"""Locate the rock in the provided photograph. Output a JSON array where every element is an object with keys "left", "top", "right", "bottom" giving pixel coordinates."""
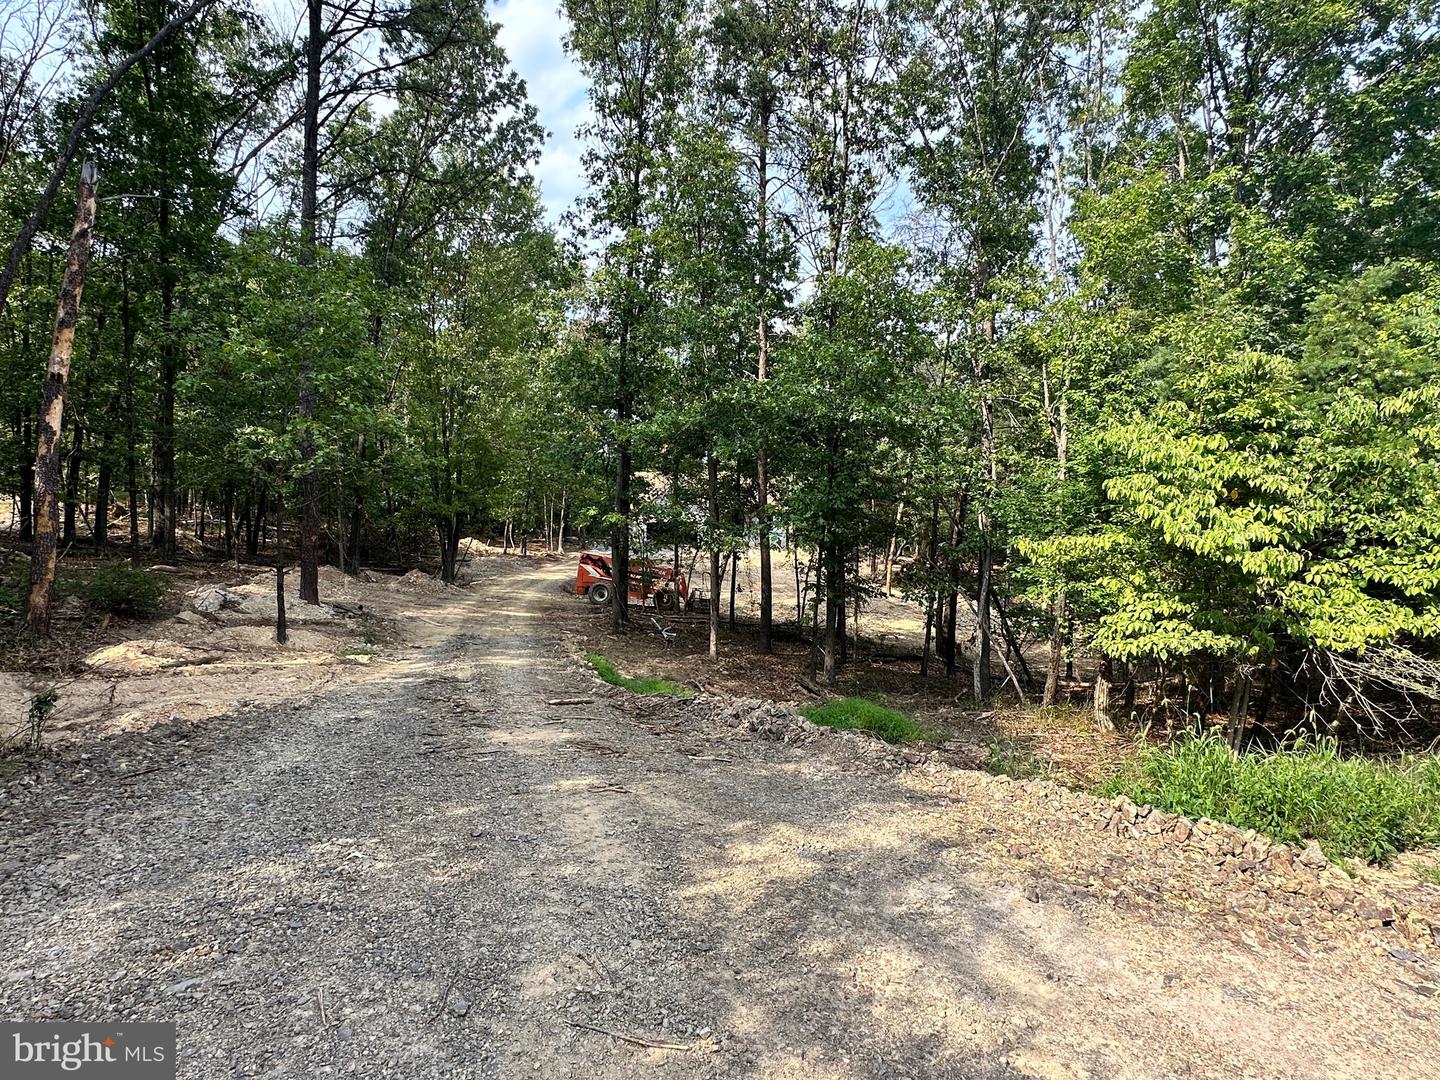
[
  {"left": 1171, "top": 819, "right": 1192, "bottom": 842},
  {"left": 336, "top": 1026, "right": 353, "bottom": 1042},
  {"left": 148, "top": 564, "right": 182, "bottom": 574},
  {"left": 447, "top": 993, "right": 471, "bottom": 1017},
  {"left": 1299, "top": 841, "right": 1327, "bottom": 869},
  {"left": 192, "top": 586, "right": 243, "bottom": 613},
  {"left": 166, "top": 977, "right": 204, "bottom": 994}
]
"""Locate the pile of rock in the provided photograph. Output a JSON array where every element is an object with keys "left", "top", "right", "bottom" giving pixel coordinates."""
[
  {"left": 700, "top": 695, "right": 811, "bottom": 742},
  {"left": 187, "top": 581, "right": 338, "bottom": 624},
  {"left": 1093, "top": 791, "right": 1437, "bottom": 944}
]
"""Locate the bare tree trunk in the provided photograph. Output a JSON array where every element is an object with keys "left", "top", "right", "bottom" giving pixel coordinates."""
[{"left": 25, "top": 163, "right": 98, "bottom": 638}]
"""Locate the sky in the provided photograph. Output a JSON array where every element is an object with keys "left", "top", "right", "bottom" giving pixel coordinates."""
[{"left": 490, "top": 0, "right": 592, "bottom": 223}]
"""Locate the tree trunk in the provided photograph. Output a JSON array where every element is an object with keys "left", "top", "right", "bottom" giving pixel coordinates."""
[
  {"left": 707, "top": 452, "right": 720, "bottom": 660},
  {"left": 438, "top": 512, "right": 465, "bottom": 584},
  {"left": 1227, "top": 670, "right": 1252, "bottom": 750},
  {"left": 755, "top": 118, "right": 773, "bottom": 654},
  {"left": 611, "top": 439, "right": 631, "bottom": 629},
  {"left": 883, "top": 499, "right": 904, "bottom": 596},
  {"left": 223, "top": 485, "right": 234, "bottom": 558},
  {"left": 1094, "top": 659, "right": 1115, "bottom": 731},
  {"left": 1042, "top": 590, "right": 1066, "bottom": 707},
  {"left": 340, "top": 432, "right": 366, "bottom": 573},
  {"left": 62, "top": 420, "right": 84, "bottom": 545},
  {"left": 25, "top": 163, "right": 98, "bottom": 638},
  {"left": 93, "top": 388, "right": 119, "bottom": 549},
  {"left": 18, "top": 411, "right": 33, "bottom": 539},
  {"left": 728, "top": 550, "right": 739, "bottom": 632},
  {"left": 821, "top": 544, "right": 840, "bottom": 686},
  {"left": 274, "top": 488, "right": 287, "bottom": 645},
  {"left": 296, "top": 0, "right": 324, "bottom": 605},
  {"left": 973, "top": 541, "right": 994, "bottom": 702}
]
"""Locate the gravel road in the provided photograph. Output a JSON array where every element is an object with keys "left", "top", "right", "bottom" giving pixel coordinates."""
[{"left": 1, "top": 560, "right": 1435, "bottom": 1079}]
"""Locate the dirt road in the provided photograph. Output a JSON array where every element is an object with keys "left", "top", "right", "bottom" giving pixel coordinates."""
[{"left": 1, "top": 560, "right": 1435, "bottom": 1078}]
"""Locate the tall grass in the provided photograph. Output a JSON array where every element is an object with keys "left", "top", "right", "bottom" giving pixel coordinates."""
[
  {"left": 1103, "top": 734, "right": 1440, "bottom": 863},
  {"left": 585, "top": 653, "right": 693, "bottom": 697},
  {"left": 800, "top": 697, "right": 927, "bottom": 744}
]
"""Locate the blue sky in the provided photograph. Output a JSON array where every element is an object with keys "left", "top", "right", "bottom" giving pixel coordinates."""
[{"left": 491, "top": 0, "right": 592, "bottom": 223}]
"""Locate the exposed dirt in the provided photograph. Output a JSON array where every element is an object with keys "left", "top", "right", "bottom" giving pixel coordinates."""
[
  {"left": 557, "top": 563, "right": 1128, "bottom": 788},
  {"left": 0, "top": 556, "right": 1436, "bottom": 1078}
]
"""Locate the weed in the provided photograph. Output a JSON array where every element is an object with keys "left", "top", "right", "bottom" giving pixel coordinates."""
[
  {"left": 800, "top": 696, "right": 927, "bottom": 744},
  {"left": 1102, "top": 733, "right": 1440, "bottom": 863},
  {"left": 985, "top": 739, "right": 1051, "bottom": 780},
  {"left": 22, "top": 688, "right": 58, "bottom": 753},
  {"left": 1416, "top": 865, "right": 1440, "bottom": 887},
  {"left": 585, "top": 653, "right": 694, "bottom": 697},
  {"left": 57, "top": 564, "right": 167, "bottom": 617}
]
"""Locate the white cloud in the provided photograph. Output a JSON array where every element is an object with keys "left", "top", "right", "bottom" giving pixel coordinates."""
[{"left": 492, "top": 0, "right": 593, "bottom": 223}]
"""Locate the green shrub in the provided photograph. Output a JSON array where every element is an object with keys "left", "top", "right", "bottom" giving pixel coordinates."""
[
  {"left": 585, "top": 653, "right": 694, "bottom": 697},
  {"left": 799, "top": 696, "right": 927, "bottom": 744},
  {"left": 1102, "top": 734, "right": 1440, "bottom": 863},
  {"left": 58, "top": 565, "right": 168, "bottom": 617}
]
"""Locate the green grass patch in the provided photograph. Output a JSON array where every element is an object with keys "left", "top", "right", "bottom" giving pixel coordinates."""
[
  {"left": 1416, "top": 865, "right": 1440, "bottom": 887},
  {"left": 799, "top": 696, "right": 927, "bottom": 744},
  {"left": 1102, "top": 733, "right": 1440, "bottom": 864},
  {"left": 585, "top": 653, "right": 694, "bottom": 697}
]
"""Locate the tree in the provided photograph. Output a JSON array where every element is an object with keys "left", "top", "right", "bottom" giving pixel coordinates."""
[
  {"left": 25, "top": 162, "right": 98, "bottom": 637},
  {"left": 564, "top": 0, "right": 694, "bottom": 629}
]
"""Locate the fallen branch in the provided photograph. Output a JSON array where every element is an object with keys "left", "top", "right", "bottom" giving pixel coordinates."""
[
  {"left": 154, "top": 654, "right": 226, "bottom": 671},
  {"left": 565, "top": 1020, "right": 716, "bottom": 1053},
  {"left": 547, "top": 697, "right": 594, "bottom": 706},
  {"left": 116, "top": 764, "right": 166, "bottom": 782}
]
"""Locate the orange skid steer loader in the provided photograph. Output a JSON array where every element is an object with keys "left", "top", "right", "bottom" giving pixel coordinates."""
[{"left": 574, "top": 551, "right": 688, "bottom": 611}]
